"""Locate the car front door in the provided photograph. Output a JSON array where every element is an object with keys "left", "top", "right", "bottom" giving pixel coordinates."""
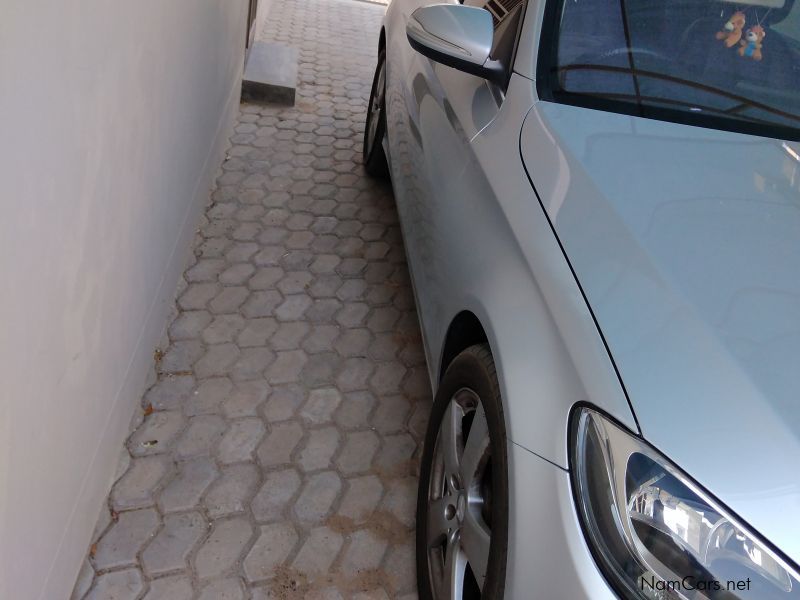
[{"left": 384, "top": 0, "right": 527, "bottom": 367}]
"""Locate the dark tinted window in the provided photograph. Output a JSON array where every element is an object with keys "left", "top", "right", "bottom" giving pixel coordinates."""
[{"left": 539, "top": 0, "right": 800, "bottom": 139}]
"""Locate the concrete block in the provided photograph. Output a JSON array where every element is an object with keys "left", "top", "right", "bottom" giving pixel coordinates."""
[{"left": 242, "top": 42, "right": 298, "bottom": 105}]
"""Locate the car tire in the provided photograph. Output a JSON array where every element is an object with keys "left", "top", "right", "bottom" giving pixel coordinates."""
[
  {"left": 416, "top": 344, "right": 509, "bottom": 600},
  {"left": 363, "top": 49, "right": 390, "bottom": 178}
]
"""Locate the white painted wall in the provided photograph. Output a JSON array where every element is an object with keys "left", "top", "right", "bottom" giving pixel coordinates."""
[{"left": 0, "top": 1, "right": 248, "bottom": 597}]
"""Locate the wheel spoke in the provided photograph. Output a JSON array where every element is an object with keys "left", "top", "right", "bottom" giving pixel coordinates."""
[
  {"left": 441, "top": 402, "right": 462, "bottom": 478},
  {"left": 444, "top": 532, "right": 467, "bottom": 599},
  {"left": 460, "top": 402, "right": 489, "bottom": 485},
  {"left": 461, "top": 509, "right": 491, "bottom": 591},
  {"left": 427, "top": 496, "right": 451, "bottom": 548}
]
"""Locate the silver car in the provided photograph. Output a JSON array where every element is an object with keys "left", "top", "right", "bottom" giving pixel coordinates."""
[{"left": 363, "top": 0, "right": 800, "bottom": 597}]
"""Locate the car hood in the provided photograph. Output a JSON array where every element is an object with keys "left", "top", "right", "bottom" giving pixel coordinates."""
[{"left": 521, "top": 102, "right": 800, "bottom": 565}]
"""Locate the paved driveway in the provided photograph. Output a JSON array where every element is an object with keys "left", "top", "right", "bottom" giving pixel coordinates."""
[{"left": 73, "top": 1, "right": 430, "bottom": 598}]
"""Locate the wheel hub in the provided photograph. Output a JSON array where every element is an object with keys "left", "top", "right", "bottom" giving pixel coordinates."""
[{"left": 443, "top": 490, "right": 467, "bottom": 527}]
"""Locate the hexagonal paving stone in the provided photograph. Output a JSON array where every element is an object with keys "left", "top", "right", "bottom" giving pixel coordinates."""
[
  {"left": 141, "top": 511, "right": 206, "bottom": 576},
  {"left": 179, "top": 283, "right": 220, "bottom": 311},
  {"left": 300, "top": 388, "right": 341, "bottom": 424},
  {"left": 224, "top": 380, "right": 270, "bottom": 418},
  {"left": 296, "top": 427, "right": 340, "bottom": 472},
  {"left": 271, "top": 321, "right": 311, "bottom": 351},
  {"left": 335, "top": 357, "right": 374, "bottom": 392},
  {"left": 299, "top": 352, "right": 341, "bottom": 386},
  {"left": 275, "top": 294, "right": 313, "bottom": 321},
  {"left": 306, "top": 301, "right": 342, "bottom": 328},
  {"left": 127, "top": 411, "right": 185, "bottom": 456},
  {"left": 335, "top": 391, "right": 377, "bottom": 430},
  {"left": 142, "top": 574, "right": 193, "bottom": 600},
  {"left": 265, "top": 350, "right": 307, "bottom": 384},
  {"left": 371, "top": 395, "right": 411, "bottom": 435},
  {"left": 198, "top": 578, "right": 246, "bottom": 600},
  {"left": 160, "top": 340, "right": 204, "bottom": 374},
  {"left": 185, "top": 377, "right": 233, "bottom": 416},
  {"left": 203, "top": 314, "right": 246, "bottom": 344},
  {"left": 302, "top": 324, "right": 340, "bottom": 354},
  {"left": 384, "top": 540, "right": 416, "bottom": 595},
  {"left": 261, "top": 384, "right": 305, "bottom": 423},
  {"left": 194, "top": 344, "right": 240, "bottom": 379},
  {"left": 144, "top": 374, "right": 195, "bottom": 411},
  {"left": 175, "top": 415, "right": 226, "bottom": 459},
  {"left": 277, "top": 271, "right": 313, "bottom": 295},
  {"left": 369, "top": 361, "right": 407, "bottom": 395},
  {"left": 337, "top": 476, "right": 384, "bottom": 524},
  {"left": 333, "top": 328, "right": 371, "bottom": 357},
  {"left": 237, "top": 317, "right": 279, "bottom": 347},
  {"left": 248, "top": 267, "right": 284, "bottom": 291},
  {"left": 219, "top": 263, "right": 256, "bottom": 286},
  {"left": 169, "top": 310, "right": 213, "bottom": 341},
  {"left": 339, "top": 530, "right": 388, "bottom": 578},
  {"left": 335, "top": 430, "right": 379, "bottom": 475},
  {"left": 111, "top": 455, "right": 171, "bottom": 510},
  {"left": 380, "top": 477, "right": 417, "bottom": 529},
  {"left": 209, "top": 287, "right": 249, "bottom": 314},
  {"left": 217, "top": 418, "right": 265, "bottom": 463},
  {"left": 251, "top": 468, "right": 301, "bottom": 522},
  {"left": 292, "top": 526, "right": 344, "bottom": 575},
  {"left": 230, "top": 346, "right": 275, "bottom": 381},
  {"left": 242, "top": 290, "right": 282, "bottom": 318},
  {"left": 193, "top": 517, "right": 254, "bottom": 580},
  {"left": 85, "top": 569, "right": 144, "bottom": 600},
  {"left": 294, "top": 471, "right": 342, "bottom": 524},
  {"left": 158, "top": 457, "right": 218, "bottom": 513},
  {"left": 205, "top": 463, "right": 260, "bottom": 518},
  {"left": 93, "top": 508, "right": 159, "bottom": 571},
  {"left": 374, "top": 433, "right": 417, "bottom": 476},
  {"left": 243, "top": 523, "right": 299, "bottom": 582}
]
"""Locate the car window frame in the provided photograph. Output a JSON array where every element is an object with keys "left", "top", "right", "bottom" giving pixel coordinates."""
[
  {"left": 534, "top": 0, "right": 800, "bottom": 142},
  {"left": 465, "top": 0, "right": 531, "bottom": 92},
  {"left": 505, "top": 0, "right": 531, "bottom": 89}
]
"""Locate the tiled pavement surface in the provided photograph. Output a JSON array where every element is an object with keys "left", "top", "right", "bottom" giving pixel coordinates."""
[{"left": 72, "top": 0, "right": 432, "bottom": 597}]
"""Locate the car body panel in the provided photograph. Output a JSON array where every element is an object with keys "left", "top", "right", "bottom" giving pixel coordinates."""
[
  {"left": 506, "top": 441, "right": 615, "bottom": 598},
  {"left": 383, "top": 0, "right": 637, "bottom": 466},
  {"left": 521, "top": 101, "right": 800, "bottom": 565}
]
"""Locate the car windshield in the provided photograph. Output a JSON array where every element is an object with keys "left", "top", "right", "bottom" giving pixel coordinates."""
[{"left": 540, "top": 0, "right": 800, "bottom": 139}]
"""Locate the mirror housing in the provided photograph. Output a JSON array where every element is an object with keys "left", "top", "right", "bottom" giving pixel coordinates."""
[{"left": 406, "top": 4, "right": 505, "bottom": 83}]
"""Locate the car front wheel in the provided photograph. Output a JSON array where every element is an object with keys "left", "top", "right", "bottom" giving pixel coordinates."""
[
  {"left": 363, "top": 49, "right": 390, "bottom": 178},
  {"left": 416, "top": 344, "right": 509, "bottom": 600}
]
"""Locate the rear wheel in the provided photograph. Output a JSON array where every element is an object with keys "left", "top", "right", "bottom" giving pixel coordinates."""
[
  {"left": 363, "top": 49, "right": 389, "bottom": 178},
  {"left": 416, "top": 345, "right": 509, "bottom": 600}
]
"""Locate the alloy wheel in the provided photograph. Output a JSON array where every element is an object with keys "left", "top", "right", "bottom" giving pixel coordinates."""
[{"left": 425, "top": 388, "right": 493, "bottom": 599}]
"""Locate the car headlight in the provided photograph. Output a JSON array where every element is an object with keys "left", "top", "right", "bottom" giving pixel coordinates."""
[{"left": 571, "top": 407, "right": 800, "bottom": 599}]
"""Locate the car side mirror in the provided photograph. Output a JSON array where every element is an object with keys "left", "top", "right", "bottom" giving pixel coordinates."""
[{"left": 406, "top": 4, "right": 504, "bottom": 83}]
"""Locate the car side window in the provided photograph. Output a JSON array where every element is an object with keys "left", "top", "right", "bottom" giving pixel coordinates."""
[{"left": 538, "top": 0, "right": 800, "bottom": 140}]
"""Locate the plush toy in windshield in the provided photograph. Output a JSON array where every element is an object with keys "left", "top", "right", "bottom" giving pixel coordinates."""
[
  {"left": 716, "top": 11, "right": 747, "bottom": 47},
  {"left": 739, "top": 25, "right": 766, "bottom": 60}
]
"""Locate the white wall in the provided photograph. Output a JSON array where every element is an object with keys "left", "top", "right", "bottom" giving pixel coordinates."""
[{"left": 0, "top": 1, "right": 248, "bottom": 597}]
